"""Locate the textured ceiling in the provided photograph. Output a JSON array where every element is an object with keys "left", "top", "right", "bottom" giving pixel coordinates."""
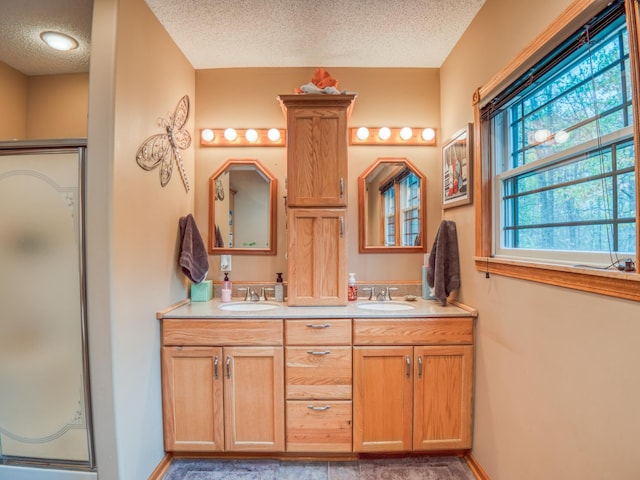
[
  {"left": 145, "top": 0, "right": 486, "bottom": 68},
  {"left": 0, "top": 0, "right": 92, "bottom": 76},
  {"left": 0, "top": 0, "right": 485, "bottom": 76}
]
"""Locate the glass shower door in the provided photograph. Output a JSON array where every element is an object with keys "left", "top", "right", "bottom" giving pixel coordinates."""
[{"left": 0, "top": 143, "right": 94, "bottom": 477}]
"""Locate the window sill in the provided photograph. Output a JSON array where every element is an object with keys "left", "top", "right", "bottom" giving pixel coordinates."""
[{"left": 474, "top": 256, "right": 640, "bottom": 302}]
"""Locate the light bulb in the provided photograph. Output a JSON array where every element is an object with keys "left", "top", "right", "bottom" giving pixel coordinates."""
[
  {"left": 534, "top": 129, "right": 551, "bottom": 143},
  {"left": 267, "top": 128, "right": 281, "bottom": 142},
  {"left": 201, "top": 129, "right": 215, "bottom": 142},
  {"left": 356, "top": 127, "right": 370, "bottom": 140},
  {"left": 421, "top": 128, "right": 435, "bottom": 141},
  {"left": 555, "top": 129, "right": 569, "bottom": 144},
  {"left": 378, "top": 127, "right": 391, "bottom": 141},
  {"left": 224, "top": 128, "right": 237, "bottom": 141},
  {"left": 400, "top": 127, "right": 413, "bottom": 140},
  {"left": 245, "top": 129, "right": 259, "bottom": 142}
]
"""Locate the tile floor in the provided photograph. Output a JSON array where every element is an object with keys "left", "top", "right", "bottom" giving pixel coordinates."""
[{"left": 162, "top": 456, "right": 477, "bottom": 480}]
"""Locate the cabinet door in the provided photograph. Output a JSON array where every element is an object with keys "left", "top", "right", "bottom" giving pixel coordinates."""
[
  {"left": 353, "top": 346, "right": 413, "bottom": 452},
  {"left": 287, "top": 208, "right": 346, "bottom": 306},
  {"left": 223, "top": 346, "right": 285, "bottom": 451},
  {"left": 286, "top": 106, "right": 348, "bottom": 207},
  {"left": 161, "top": 346, "right": 224, "bottom": 451},
  {"left": 413, "top": 345, "right": 473, "bottom": 450}
]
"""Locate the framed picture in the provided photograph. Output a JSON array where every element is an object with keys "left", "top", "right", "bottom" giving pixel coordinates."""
[{"left": 442, "top": 124, "right": 473, "bottom": 209}]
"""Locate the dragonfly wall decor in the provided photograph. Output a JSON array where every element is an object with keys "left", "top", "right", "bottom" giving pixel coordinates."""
[{"left": 136, "top": 95, "right": 192, "bottom": 192}]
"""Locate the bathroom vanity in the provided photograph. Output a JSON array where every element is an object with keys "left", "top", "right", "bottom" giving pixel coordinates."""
[{"left": 158, "top": 299, "right": 476, "bottom": 456}]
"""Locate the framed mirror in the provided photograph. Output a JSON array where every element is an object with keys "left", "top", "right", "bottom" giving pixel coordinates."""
[
  {"left": 358, "top": 157, "right": 426, "bottom": 253},
  {"left": 208, "top": 158, "right": 277, "bottom": 255}
]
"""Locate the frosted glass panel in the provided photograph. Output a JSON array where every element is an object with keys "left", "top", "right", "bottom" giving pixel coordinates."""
[{"left": 0, "top": 148, "right": 91, "bottom": 467}]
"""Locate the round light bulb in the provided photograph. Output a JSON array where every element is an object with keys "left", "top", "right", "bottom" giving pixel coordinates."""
[
  {"left": 378, "top": 127, "right": 391, "bottom": 141},
  {"left": 224, "top": 128, "right": 237, "bottom": 141},
  {"left": 40, "top": 31, "right": 79, "bottom": 51},
  {"left": 356, "top": 127, "right": 370, "bottom": 140},
  {"left": 245, "top": 129, "right": 259, "bottom": 142},
  {"left": 555, "top": 129, "right": 569, "bottom": 144},
  {"left": 201, "top": 129, "right": 215, "bottom": 142},
  {"left": 267, "top": 128, "right": 281, "bottom": 142},
  {"left": 534, "top": 129, "right": 551, "bottom": 143},
  {"left": 421, "top": 128, "right": 435, "bottom": 141},
  {"left": 399, "top": 127, "right": 413, "bottom": 140}
]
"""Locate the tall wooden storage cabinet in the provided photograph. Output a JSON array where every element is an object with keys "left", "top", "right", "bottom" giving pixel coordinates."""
[{"left": 278, "top": 94, "right": 356, "bottom": 306}]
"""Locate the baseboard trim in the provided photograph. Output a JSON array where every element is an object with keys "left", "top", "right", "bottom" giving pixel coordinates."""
[
  {"left": 465, "top": 453, "right": 491, "bottom": 480},
  {"left": 147, "top": 453, "right": 173, "bottom": 480}
]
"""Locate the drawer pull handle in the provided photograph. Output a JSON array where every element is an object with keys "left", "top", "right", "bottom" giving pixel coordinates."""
[
  {"left": 339, "top": 177, "right": 345, "bottom": 197},
  {"left": 307, "top": 350, "right": 331, "bottom": 356},
  {"left": 307, "top": 405, "right": 331, "bottom": 411},
  {"left": 305, "top": 323, "right": 331, "bottom": 329},
  {"left": 226, "top": 355, "right": 231, "bottom": 379},
  {"left": 406, "top": 355, "right": 411, "bottom": 378},
  {"left": 417, "top": 355, "right": 423, "bottom": 378},
  {"left": 214, "top": 355, "right": 219, "bottom": 380}
]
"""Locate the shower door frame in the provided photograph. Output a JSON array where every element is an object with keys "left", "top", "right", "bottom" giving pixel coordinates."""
[{"left": 0, "top": 139, "right": 95, "bottom": 473}]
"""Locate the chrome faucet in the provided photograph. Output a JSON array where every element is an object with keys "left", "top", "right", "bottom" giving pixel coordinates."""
[
  {"left": 240, "top": 287, "right": 274, "bottom": 301},
  {"left": 366, "top": 286, "right": 398, "bottom": 301}
]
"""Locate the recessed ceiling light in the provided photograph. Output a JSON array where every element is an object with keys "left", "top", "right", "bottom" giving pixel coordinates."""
[{"left": 40, "top": 31, "right": 79, "bottom": 51}]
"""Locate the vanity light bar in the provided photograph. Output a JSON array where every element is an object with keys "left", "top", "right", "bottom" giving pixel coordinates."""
[
  {"left": 200, "top": 128, "right": 287, "bottom": 147},
  {"left": 349, "top": 127, "right": 437, "bottom": 146}
]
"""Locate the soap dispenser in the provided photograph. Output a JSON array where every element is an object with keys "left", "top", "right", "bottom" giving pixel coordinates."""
[
  {"left": 348, "top": 272, "right": 358, "bottom": 301},
  {"left": 274, "top": 272, "right": 284, "bottom": 302},
  {"left": 221, "top": 272, "right": 232, "bottom": 302}
]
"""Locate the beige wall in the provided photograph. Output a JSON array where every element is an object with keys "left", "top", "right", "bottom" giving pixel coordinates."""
[
  {"left": 27, "top": 73, "right": 88, "bottom": 139},
  {"left": 87, "top": 0, "right": 195, "bottom": 477},
  {"left": 0, "top": 65, "right": 88, "bottom": 141},
  {"left": 441, "top": 0, "right": 640, "bottom": 479},
  {"left": 0, "top": 61, "right": 27, "bottom": 140},
  {"left": 195, "top": 67, "right": 441, "bottom": 283}
]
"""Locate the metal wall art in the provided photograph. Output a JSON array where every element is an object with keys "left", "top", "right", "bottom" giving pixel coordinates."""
[{"left": 136, "top": 95, "right": 192, "bottom": 192}]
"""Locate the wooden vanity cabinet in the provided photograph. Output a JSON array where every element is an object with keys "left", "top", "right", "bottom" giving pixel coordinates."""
[
  {"left": 287, "top": 209, "right": 346, "bottom": 306},
  {"left": 278, "top": 94, "right": 356, "bottom": 207},
  {"left": 161, "top": 319, "right": 284, "bottom": 452},
  {"left": 278, "top": 94, "right": 355, "bottom": 307},
  {"left": 353, "top": 318, "right": 473, "bottom": 452},
  {"left": 284, "top": 319, "right": 353, "bottom": 452}
]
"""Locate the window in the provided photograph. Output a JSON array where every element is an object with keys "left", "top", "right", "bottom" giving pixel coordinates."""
[
  {"left": 381, "top": 170, "right": 421, "bottom": 246},
  {"left": 474, "top": 0, "right": 640, "bottom": 300}
]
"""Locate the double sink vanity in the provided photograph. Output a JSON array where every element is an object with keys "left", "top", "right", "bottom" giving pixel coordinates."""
[{"left": 158, "top": 297, "right": 476, "bottom": 456}]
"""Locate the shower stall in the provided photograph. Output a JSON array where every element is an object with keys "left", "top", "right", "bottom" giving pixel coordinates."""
[{"left": 0, "top": 140, "right": 95, "bottom": 479}]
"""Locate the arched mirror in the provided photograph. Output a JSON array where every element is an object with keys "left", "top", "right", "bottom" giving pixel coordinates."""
[
  {"left": 208, "top": 158, "right": 277, "bottom": 255},
  {"left": 358, "top": 157, "right": 426, "bottom": 253}
]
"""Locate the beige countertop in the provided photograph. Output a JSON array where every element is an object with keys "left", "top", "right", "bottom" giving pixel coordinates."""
[{"left": 158, "top": 297, "right": 477, "bottom": 320}]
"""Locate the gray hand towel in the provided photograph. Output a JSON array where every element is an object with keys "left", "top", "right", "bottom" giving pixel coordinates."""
[
  {"left": 427, "top": 220, "right": 460, "bottom": 305},
  {"left": 178, "top": 214, "right": 209, "bottom": 283}
]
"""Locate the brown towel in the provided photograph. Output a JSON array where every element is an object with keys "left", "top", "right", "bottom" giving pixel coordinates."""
[
  {"left": 427, "top": 220, "right": 460, "bottom": 305},
  {"left": 178, "top": 214, "right": 209, "bottom": 283}
]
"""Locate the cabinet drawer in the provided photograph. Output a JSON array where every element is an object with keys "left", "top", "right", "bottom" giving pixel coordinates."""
[
  {"left": 285, "top": 346, "right": 352, "bottom": 400},
  {"left": 286, "top": 400, "right": 352, "bottom": 452},
  {"left": 162, "top": 319, "right": 283, "bottom": 346},
  {"left": 285, "top": 319, "right": 351, "bottom": 345},
  {"left": 353, "top": 318, "right": 473, "bottom": 345}
]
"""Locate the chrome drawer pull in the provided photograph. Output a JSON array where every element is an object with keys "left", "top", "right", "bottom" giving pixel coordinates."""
[
  {"left": 305, "top": 323, "right": 331, "bottom": 329},
  {"left": 418, "top": 355, "right": 423, "bottom": 378},
  {"left": 406, "top": 355, "right": 411, "bottom": 378},
  {"left": 307, "top": 350, "right": 331, "bottom": 356},
  {"left": 214, "top": 355, "right": 219, "bottom": 380},
  {"left": 307, "top": 405, "right": 331, "bottom": 411},
  {"left": 225, "top": 355, "right": 231, "bottom": 379}
]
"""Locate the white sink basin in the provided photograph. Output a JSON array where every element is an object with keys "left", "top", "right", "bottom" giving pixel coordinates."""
[
  {"left": 218, "top": 302, "right": 279, "bottom": 312},
  {"left": 356, "top": 301, "right": 416, "bottom": 311}
]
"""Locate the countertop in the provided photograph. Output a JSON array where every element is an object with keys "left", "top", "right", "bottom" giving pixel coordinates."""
[{"left": 158, "top": 297, "right": 477, "bottom": 320}]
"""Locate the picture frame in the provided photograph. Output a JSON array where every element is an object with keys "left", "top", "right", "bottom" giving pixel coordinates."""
[{"left": 442, "top": 123, "right": 473, "bottom": 209}]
